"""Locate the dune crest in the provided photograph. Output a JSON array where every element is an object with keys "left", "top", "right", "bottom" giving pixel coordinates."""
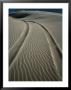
[{"left": 9, "top": 11, "right": 62, "bottom": 81}]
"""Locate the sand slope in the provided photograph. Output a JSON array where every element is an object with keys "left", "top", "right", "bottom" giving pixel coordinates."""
[{"left": 9, "top": 11, "right": 62, "bottom": 81}]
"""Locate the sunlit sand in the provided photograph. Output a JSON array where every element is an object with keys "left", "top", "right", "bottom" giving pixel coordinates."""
[{"left": 9, "top": 11, "right": 62, "bottom": 81}]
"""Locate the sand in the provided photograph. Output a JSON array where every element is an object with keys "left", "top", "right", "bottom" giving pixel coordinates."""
[{"left": 9, "top": 11, "right": 62, "bottom": 81}]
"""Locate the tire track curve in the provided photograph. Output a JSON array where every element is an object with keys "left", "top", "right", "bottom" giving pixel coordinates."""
[
  {"left": 27, "top": 21, "right": 62, "bottom": 79},
  {"left": 27, "top": 20, "right": 62, "bottom": 56},
  {"left": 9, "top": 19, "right": 62, "bottom": 81},
  {"left": 9, "top": 21, "right": 55, "bottom": 81},
  {"left": 9, "top": 21, "right": 29, "bottom": 66}
]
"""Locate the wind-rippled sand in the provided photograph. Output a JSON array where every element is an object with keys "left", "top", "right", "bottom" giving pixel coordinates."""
[{"left": 9, "top": 11, "right": 62, "bottom": 81}]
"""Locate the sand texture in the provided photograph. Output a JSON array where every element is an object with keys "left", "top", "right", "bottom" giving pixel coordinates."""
[{"left": 9, "top": 11, "right": 62, "bottom": 81}]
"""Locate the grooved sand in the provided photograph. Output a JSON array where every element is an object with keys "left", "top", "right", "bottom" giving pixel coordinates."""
[{"left": 9, "top": 11, "right": 62, "bottom": 81}]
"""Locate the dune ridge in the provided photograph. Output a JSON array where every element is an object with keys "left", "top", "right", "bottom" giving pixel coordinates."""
[
  {"left": 9, "top": 11, "right": 62, "bottom": 81},
  {"left": 9, "top": 17, "right": 29, "bottom": 66}
]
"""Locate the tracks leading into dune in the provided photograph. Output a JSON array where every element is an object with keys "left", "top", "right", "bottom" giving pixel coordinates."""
[
  {"left": 9, "top": 18, "right": 62, "bottom": 81},
  {"left": 27, "top": 21, "right": 62, "bottom": 56},
  {"left": 27, "top": 21, "right": 62, "bottom": 78},
  {"left": 9, "top": 21, "right": 29, "bottom": 66}
]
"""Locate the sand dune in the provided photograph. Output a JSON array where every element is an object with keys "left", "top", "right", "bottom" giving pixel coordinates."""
[{"left": 9, "top": 11, "right": 62, "bottom": 81}]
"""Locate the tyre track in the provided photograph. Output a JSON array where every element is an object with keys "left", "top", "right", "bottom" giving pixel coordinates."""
[
  {"left": 27, "top": 21, "right": 62, "bottom": 79},
  {"left": 27, "top": 21, "right": 62, "bottom": 56},
  {"left": 23, "top": 35, "right": 49, "bottom": 81},
  {"left": 9, "top": 22, "right": 53, "bottom": 81},
  {"left": 31, "top": 34, "right": 59, "bottom": 80},
  {"left": 26, "top": 23, "right": 53, "bottom": 80},
  {"left": 22, "top": 22, "right": 60, "bottom": 80},
  {"left": 28, "top": 37, "right": 53, "bottom": 80},
  {"left": 9, "top": 19, "right": 62, "bottom": 81},
  {"left": 9, "top": 21, "right": 29, "bottom": 67}
]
